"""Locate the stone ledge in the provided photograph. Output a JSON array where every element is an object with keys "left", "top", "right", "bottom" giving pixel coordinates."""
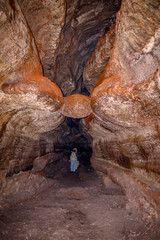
[{"left": 91, "top": 157, "right": 160, "bottom": 227}]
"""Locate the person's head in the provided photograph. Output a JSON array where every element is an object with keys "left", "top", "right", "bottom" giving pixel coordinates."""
[{"left": 73, "top": 148, "right": 77, "bottom": 152}]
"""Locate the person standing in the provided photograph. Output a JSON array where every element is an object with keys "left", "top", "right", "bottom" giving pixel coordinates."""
[{"left": 69, "top": 148, "right": 79, "bottom": 172}]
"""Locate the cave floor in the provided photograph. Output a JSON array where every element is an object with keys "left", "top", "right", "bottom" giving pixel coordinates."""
[{"left": 0, "top": 167, "right": 157, "bottom": 240}]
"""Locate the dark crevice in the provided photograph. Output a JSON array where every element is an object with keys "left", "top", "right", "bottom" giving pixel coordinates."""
[{"left": 54, "top": 0, "right": 121, "bottom": 96}]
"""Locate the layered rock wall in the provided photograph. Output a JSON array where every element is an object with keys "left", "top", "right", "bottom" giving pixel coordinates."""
[
  {"left": 89, "top": 0, "right": 160, "bottom": 178},
  {"left": 17, "top": 0, "right": 66, "bottom": 81},
  {"left": 86, "top": 0, "right": 160, "bottom": 222},
  {"left": 83, "top": 25, "right": 115, "bottom": 93},
  {"left": 0, "top": 0, "right": 97, "bottom": 175},
  {"left": 0, "top": 0, "right": 64, "bottom": 175}
]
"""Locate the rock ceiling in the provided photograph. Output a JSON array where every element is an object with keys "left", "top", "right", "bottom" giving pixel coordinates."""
[{"left": 0, "top": 0, "right": 160, "bottom": 224}]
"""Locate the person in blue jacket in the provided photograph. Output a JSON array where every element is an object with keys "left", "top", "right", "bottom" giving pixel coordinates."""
[{"left": 69, "top": 148, "right": 79, "bottom": 172}]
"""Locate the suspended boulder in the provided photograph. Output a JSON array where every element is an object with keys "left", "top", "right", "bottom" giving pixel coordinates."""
[{"left": 62, "top": 94, "right": 92, "bottom": 118}]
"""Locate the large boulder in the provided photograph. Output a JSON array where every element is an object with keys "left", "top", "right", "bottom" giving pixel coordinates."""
[{"left": 62, "top": 94, "right": 92, "bottom": 118}]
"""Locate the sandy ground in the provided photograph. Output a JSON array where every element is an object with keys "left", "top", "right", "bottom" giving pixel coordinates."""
[{"left": 0, "top": 167, "right": 159, "bottom": 240}]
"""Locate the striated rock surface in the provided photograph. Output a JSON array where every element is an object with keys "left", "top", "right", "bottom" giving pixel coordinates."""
[
  {"left": 106, "top": 165, "right": 160, "bottom": 227},
  {"left": 91, "top": 0, "right": 160, "bottom": 127},
  {"left": 100, "top": 0, "right": 160, "bottom": 83},
  {"left": 54, "top": 0, "right": 121, "bottom": 96},
  {"left": 90, "top": 0, "right": 160, "bottom": 173},
  {"left": 0, "top": 0, "right": 42, "bottom": 81},
  {"left": 0, "top": 0, "right": 64, "bottom": 175},
  {"left": 92, "top": 158, "right": 160, "bottom": 227},
  {"left": 88, "top": 0, "right": 160, "bottom": 222},
  {"left": 83, "top": 25, "right": 115, "bottom": 93},
  {"left": 0, "top": 0, "right": 120, "bottom": 178},
  {"left": 18, "top": 0, "right": 66, "bottom": 81}
]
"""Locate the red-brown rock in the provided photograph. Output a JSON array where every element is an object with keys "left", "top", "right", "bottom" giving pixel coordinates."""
[
  {"left": 18, "top": 0, "right": 66, "bottom": 81},
  {"left": 62, "top": 94, "right": 92, "bottom": 118},
  {"left": 83, "top": 25, "right": 115, "bottom": 93},
  {"left": 90, "top": 0, "right": 160, "bottom": 174},
  {"left": 1, "top": 74, "right": 64, "bottom": 112},
  {"left": 87, "top": 0, "right": 160, "bottom": 225},
  {"left": 91, "top": 158, "right": 160, "bottom": 226},
  {"left": 0, "top": 171, "right": 54, "bottom": 203},
  {"left": 0, "top": 0, "right": 64, "bottom": 174}
]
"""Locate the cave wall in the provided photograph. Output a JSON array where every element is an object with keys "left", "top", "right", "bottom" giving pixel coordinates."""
[
  {"left": 17, "top": 0, "right": 66, "bottom": 82},
  {"left": 85, "top": 0, "right": 160, "bottom": 222},
  {"left": 83, "top": 25, "right": 115, "bottom": 93},
  {"left": 0, "top": 0, "right": 64, "bottom": 175},
  {"left": 17, "top": 0, "right": 120, "bottom": 96},
  {"left": 89, "top": 0, "right": 160, "bottom": 179}
]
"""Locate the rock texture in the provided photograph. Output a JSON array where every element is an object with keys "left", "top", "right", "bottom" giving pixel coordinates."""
[
  {"left": 0, "top": 171, "right": 54, "bottom": 203},
  {"left": 54, "top": 0, "right": 121, "bottom": 96},
  {"left": 0, "top": 0, "right": 42, "bottom": 81},
  {"left": 2, "top": 170, "right": 158, "bottom": 240},
  {"left": 62, "top": 94, "right": 92, "bottom": 118},
  {"left": 88, "top": 0, "right": 160, "bottom": 222},
  {"left": 18, "top": 0, "right": 66, "bottom": 81},
  {"left": 83, "top": 25, "right": 115, "bottom": 93},
  {"left": 90, "top": 0, "right": 160, "bottom": 173},
  {"left": 0, "top": 0, "right": 64, "bottom": 175}
]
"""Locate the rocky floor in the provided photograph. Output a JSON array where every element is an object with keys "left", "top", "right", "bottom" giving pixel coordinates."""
[{"left": 0, "top": 166, "right": 159, "bottom": 240}]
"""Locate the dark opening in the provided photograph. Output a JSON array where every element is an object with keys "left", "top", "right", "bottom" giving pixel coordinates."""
[{"left": 42, "top": 117, "right": 93, "bottom": 178}]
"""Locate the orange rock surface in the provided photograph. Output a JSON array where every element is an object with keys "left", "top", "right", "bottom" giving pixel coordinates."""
[{"left": 62, "top": 94, "right": 92, "bottom": 118}]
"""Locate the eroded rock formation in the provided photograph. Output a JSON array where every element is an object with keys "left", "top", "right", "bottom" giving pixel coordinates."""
[
  {"left": 0, "top": 0, "right": 160, "bottom": 230},
  {"left": 54, "top": 0, "right": 120, "bottom": 95},
  {"left": 17, "top": 0, "right": 66, "bottom": 81},
  {"left": 0, "top": 0, "right": 64, "bottom": 175},
  {"left": 90, "top": 0, "right": 160, "bottom": 176},
  {"left": 87, "top": 0, "right": 160, "bottom": 223},
  {"left": 83, "top": 25, "right": 115, "bottom": 93},
  {"left": 62, "top": 94, "right": 92, "bottom": 118}
]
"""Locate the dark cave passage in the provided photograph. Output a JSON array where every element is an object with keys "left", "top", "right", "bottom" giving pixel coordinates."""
[
  {"left": 64, "top": 117, "right": 92, "bottom": 168},
  {"left": 41, "top": 117, "right": 93, "bottom": 178}
]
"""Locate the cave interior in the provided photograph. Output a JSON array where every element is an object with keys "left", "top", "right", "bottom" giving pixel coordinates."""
[{"left": 0, "top": 0, "right": 160, "bottom": 239}]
